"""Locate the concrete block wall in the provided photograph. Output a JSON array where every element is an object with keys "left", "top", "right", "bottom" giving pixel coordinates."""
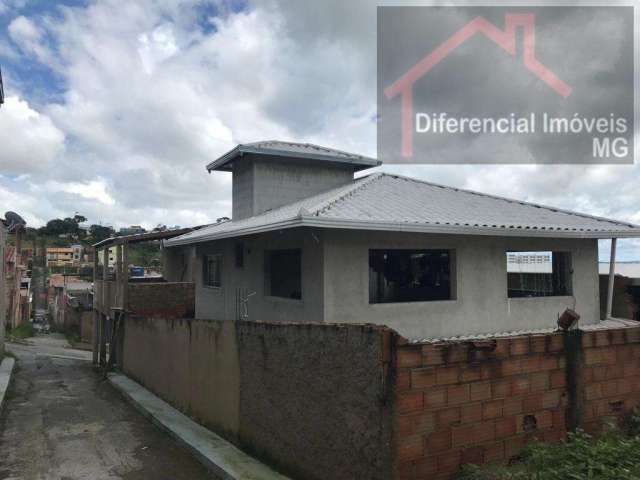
[{"left": 127, "top": 282, "right": 195, "bottom": 318}]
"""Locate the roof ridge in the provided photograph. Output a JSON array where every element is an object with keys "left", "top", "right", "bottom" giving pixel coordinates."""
[
  {"left": 378, "top": 172, "right": 640, "bottom": 229},
  {"left": 307, "top": 172, "right": 385, "bottom": 216}
]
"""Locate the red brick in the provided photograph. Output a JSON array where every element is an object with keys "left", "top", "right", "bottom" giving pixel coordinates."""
[
  {"left": 398, "top": 347, "right": 422, "bottom": 368},
  {"left": 505, "top": 435, "right": 527, "bottom": 459},
  {"left": 582, "top": 332, "right": 596, "bottom": 349},
  {"left": 396, "top": 371, "right": 411, "bottom": 391},
  {"left": 611, "top": 329, "right": 627, "bottom": 345},
  {"left": 543, "top": 429, "right": 565, "bottom": 443},
  {"left": 521, "top": 357, "right": 542, "bottom": 374},
  {"left": 424, "top": 387, "right": 447, "bottom": 409},
  {"left": 491, "top": 379, "right": 511, "bottom": 399},
  {"left": 550, "top": 370, "right": 566, "bottom": 389},
  {"left": 398, "top": 391, "right": 424, "bottom": 413},
  {"left": 539, "top": 357, "right": 559, "bottom": 371},
  {"left": 436, "top": 366, "right": 460, "bottom": 385},
  {"left": 397, "top": 412, "right": 435, "bottom": 436},
  {"left": 445, "top": 344, "right": 468, "bottom": 363},
  {"left": 626, "top": 328, "right": 640, "bottom": 343},
  {"left": 437, "top": 450, "right": 461, "bottom": 475},
  {"left": 529, "top": 372, "right": 549, "bottom": 391},
  {"left": 425, "top": 430, "right": 451, "bottom": 454},
  {"left": 452, "top": 421, "right": 495, "bottom": 447},
  {"left": 516, "top": 410, "right": 552, "bottom": 433},
  {"left": 436, "top": 407, "right": 461, "bottom": 429},
  {"left": 510, "top": 337, "right": 530, "bottom": 356},
  {"left": 502, "top": 359, "right": 523, "bottom": 376},
  {"left": 542, "top": 390, "right": 561, "bottom": 409},
  {"left": 397, "top": 435, "right": 424, "bottom": 461},
  {"left": 548, "top": 334, "right": 564, "bottom": 352},
  {"left": 592, "top": 366, "right": 608, "bottom": 381},
  {"left": 493, "top": 339, "right": 511, "bottom": 358},
  {"left": 585, "top": 383, "right": 602, "bottom": 401},
  {"left": 503, "top": 398, "right": 523, "bottom": 416},
  {"left": 447, "top": 384, "right": 470, "bottom": 405},
  {"left": 414, "top": 457, "right": 438, "bottom": 477},
  {"left": 460, "top": 367, "right": 482, "bottom": 382},
  {"left": 470, "top": 381, "right": 492, "bottom": 402},
  {"left": 530, "top": 335, "right": 547, "bottom": 354},
  {"left": 512, "top": 376, "right": 530, "bottom": 395},
  {"left": 422, "top": 344, "right": 445, "bottom": 366},
  {"left": 484, "top": 441, "right": 505, "bottom": 462},
  {"left": 601, "top": 379, "right": 618, "bottom": 398},
  {"left": 523, "top": 393, "right": 544, "bottom": 412},
  {"left": 461, "top": 446, "right": 484, "bottom": 465},
  {"left": 617, "top": 378, "right": 633, "bottom": 395},
  {"left": 482, "top": 400, "right": 503, "bottom": 420},
  {"left": 460, "top": 403, "right": 483, "bottom": 424},
  {"left": 605, "top": 364, "right": 624, "bottom": 380},
  {"left": 552, "top": 408, "right": 566, "bottom": 429},
  {"left": 411, "top": 367, "right": 437, "bottom": 389},
  {"left": 595, "top": 331, "right": 611, "bottom": 347},
  {"left": 495, "top": 416, "right": 516, "bottom": 438}
]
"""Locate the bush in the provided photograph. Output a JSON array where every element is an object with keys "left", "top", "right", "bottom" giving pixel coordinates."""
[
  {"left": 10, "top": 323, "right": 35, "bottom": 339},
  {"left": 458, "top": 428, "right": 640, "bottom": 480}
]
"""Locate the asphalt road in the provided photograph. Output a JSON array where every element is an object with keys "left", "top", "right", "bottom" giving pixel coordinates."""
[{"left": 0, "top": 334, "right": 214, "bottom": 480}]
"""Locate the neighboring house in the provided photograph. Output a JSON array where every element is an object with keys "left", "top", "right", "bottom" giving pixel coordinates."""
[
  {"left": 164, "top": 141, "right": 640, "bottom": 341},
  {"left": 4, "top": 246, "right": 29, "bottom": 329},
  {"left": 46, "top": 247, "right": 75, "bottom": 267}
]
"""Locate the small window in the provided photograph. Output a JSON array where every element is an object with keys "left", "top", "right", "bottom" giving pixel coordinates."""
[
  {"left": 203, "top": 254, "right": 222, "bottom": 288},
  {"left": 506, "top": 251, "right": 572, "bottom": 298},
  {"left": 265, "top": 249, "right": 302, "bottom": 300},
  {"left": 369, "top": 249, "right": 453, "bottom": 303},
  {"left": 235, "top": 242, "right": 244, "bottom": 268}
]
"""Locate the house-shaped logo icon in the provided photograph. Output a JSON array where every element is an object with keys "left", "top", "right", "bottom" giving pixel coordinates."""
[{"left": 384, "top": 13, "right": 572, "bottom": 157}]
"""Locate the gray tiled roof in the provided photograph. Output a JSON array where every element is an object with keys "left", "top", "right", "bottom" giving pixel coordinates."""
[
  {"left": 166, "top": 173, "right": 640, "bottom": 246},
  {"left": 205, "top": 140, "right": 380, "bottom": 172}
]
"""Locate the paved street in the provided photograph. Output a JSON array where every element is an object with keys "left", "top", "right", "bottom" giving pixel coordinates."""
[{"left": 0, "top": 334, "right": 213, "bottom": 480}]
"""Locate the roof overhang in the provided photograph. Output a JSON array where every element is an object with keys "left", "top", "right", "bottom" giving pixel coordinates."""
[
  {"left": 93, "top": 226, "right": 202, "bottom": 250},
  {"left": 206, "top": 144, "right": 381, "bottom": 173},
  {"left": 165, "top": 216, "right": 640, "bottom": 247}
]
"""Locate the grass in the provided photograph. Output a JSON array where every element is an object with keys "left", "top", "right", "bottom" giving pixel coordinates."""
[
  {"left": 458, "top": 415, "right": 640, "bottom": 480},
  {"left": 9, "top": 323, "right": 35, "bottom": 340}
]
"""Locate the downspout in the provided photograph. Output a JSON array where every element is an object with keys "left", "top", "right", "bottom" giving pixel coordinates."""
[{"left": 606, "top": 238, "right": 617, "bottom": 319}]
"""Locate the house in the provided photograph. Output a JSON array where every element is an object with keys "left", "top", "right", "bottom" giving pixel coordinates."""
[
  {"left": 161, "top": 141, "right": 640, "bottom": 341},
  {"left": 46, "top": 247, "right": 75, "bottom": 267},
  {"left": 0, "top": 219, "right": 6, "bottom": 355}
]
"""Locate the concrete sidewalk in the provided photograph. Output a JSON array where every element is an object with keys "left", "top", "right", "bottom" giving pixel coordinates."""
[
  {"left": 0, "top": 357, "right": 15, "bottom": 413},
  {"left": 108, "top": 372, "right": 290, "bottom": 480}
]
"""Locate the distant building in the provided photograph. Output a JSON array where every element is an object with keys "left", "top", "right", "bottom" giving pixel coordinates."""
[
  {"left": 46, "top": 247, "right": 74, "bottom": 267},
  {"left": 119, "top": 225, "right": 146, "bottom": 235}
]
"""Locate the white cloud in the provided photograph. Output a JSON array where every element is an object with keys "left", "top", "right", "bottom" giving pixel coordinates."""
[
  {"left": 43, "top": 179, "right": 115, "bottom": 206},
  {"left": 0, "top": 96, "right": 65, "bottom": 173},
  {"left": 1, "top": 0, "right": 639, "bottom": 260}
]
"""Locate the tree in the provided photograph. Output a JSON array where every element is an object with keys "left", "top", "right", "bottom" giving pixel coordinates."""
[{"left": 89, "top": 224, "right": 114, "bottom": 242}]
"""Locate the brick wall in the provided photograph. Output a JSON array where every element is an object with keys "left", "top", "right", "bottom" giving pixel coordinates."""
[
  {"left": 394, "top": 332, "right": 568, "bottom": 479},
  {"left": 580, "top": 328, "right": 640, "bottom": 433}
]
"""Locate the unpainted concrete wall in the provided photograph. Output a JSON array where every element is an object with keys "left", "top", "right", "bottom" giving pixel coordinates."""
[
  {"left": 323, "top": 231, "right": 600, "bottom": 340},
  {"left": 232, "top": 155, "right": 354, "bottom": 220},
  {"left": 193, "top": 228, "right": 324, "bottom": 323},
  {"left": 121, "top": 318, "right": 393, "bottom": 480}
]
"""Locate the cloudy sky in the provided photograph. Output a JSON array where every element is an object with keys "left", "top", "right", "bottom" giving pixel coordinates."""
[{"left": 0, "top": 0, "right": 638, "bottom": 259}]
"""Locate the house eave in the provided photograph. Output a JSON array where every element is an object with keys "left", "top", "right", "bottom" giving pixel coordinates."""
[{"left": 165, "top": 216, "right": 640, "bottom": 247}]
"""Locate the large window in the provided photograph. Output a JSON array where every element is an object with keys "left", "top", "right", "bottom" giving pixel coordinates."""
[
  {"left": 506, "top": 251, "right": 572, "bottom": 298},
  {"left": 203, "top": 254, "right": 222, "bottom": 288},
  {"left": 265, "top": 249, "right": 302, "bottom": 300},
  {"left": 369, "top": 249, "right": 454, "bottom": 303}
]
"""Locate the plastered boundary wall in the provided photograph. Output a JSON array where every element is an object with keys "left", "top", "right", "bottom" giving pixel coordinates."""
[
  {"left": 120, "top": 317, "right": 640, "bottom": 480},
  {"left": 394, "top": 327, "right": 640, "bottom": 480},
  {"left": 121, "top": 317, "right": 394, "bottom": 480}
]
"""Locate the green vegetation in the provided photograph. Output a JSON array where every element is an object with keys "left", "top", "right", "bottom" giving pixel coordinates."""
[
  {"left": 459, "top": 417, "right": 640, "bottom": 480},
  {"left": 9, "top": 323, "right": 35, "bottom": 339}
]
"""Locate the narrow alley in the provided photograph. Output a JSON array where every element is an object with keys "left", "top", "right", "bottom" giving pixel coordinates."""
[{"left": 0, "top": 334, "right": 213, "bottom": 480}]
